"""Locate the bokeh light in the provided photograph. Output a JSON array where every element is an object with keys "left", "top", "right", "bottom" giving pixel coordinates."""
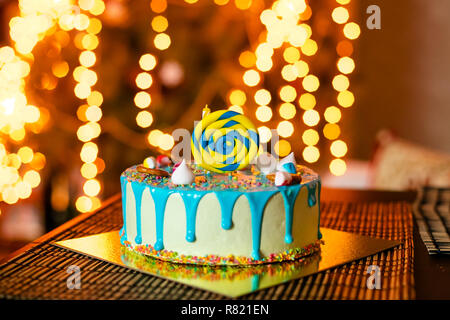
[
  {"left": 134, "top": 91, "right": 152, "bottom": 108},
  {"left": 274, "top": 140, "right": 291, "bottom": 157},
  {"left": 332, "top": 7, "right": 349, "bottom": 24},
  {"left": 330, "top": 158, "right": 347, "bottom": 176},
  {"left": 298, "top": 93, "right": 316, "bottom": 110},
  {"left": 277, "top": 120, "right": 294, "bottom": 138},
  {"left": 302, "top": 75, "right": 320, "bottom": 92},
  {"left": 279, "top": 103, "right": 296, "bottom": 119},
  {"left": 324, "top": 106, "right": 342, "bottom": 123},
  {"left": 302, "top": 129, "right": 319, "bottom": 145},
  {"left": 330, "top": 140, "right": 348, "bottom": 157},
  {"left": 139, "top": 54, "right": 157, "bottom": 71},
  {"left": 303, "top": 146, "right": 320, "bottom": 163},
  {"left": 337, "top": 90, "right": 354, "bottom": 107},
  {"left": 323, "top": 123, "right": 341, "bottom": 140},
  {"left": 343, "top": 22, "right": 361, "bottom": 40},
  {"left": 136, "top": 111, "right": 154, "bottom": 128},
  {"left": 303, "top": 109, "right": 320, "bottom": 126},
  {"left": 254, "top": 89, "right": 271, "bottom": 105},
  {"left": 337, "top": 56, "right": 355, "bottom": 74},
  {"left": 257, "top": 126, "right": 272, "bottom": 143},
  {"left": 332, "top": 74, "right": 350, "bottom": 91},
  {"left": 243, "top": 69, "right": 260, "bottom": 87},
  {"left": 136, "top": 72, "right": 153, "bottom": 89},
  {"left": 255, "top": 106, "right": 273, "bottom": 122},
  {"left": 279, "top": 85, "right": 297, "bottom": 102},
  {"left": 154, "top": 33, "right": 171, "bottom": 50}
]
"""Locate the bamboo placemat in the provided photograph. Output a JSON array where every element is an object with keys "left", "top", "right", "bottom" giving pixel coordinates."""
[
  {"left": 413, "top": 187, "right": 450, "bottom": 254},
  {"left": 0, "top": 197, "right": 414, "bottom": 300}
]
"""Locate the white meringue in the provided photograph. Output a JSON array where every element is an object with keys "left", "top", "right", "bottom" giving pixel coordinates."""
[
  {"left": 171, "top": 159, "right": 195, "bottom": 185},
  {"left": 143, "top": 156, "right": 156, "bottom": 169},
  {"left": 274, "top": 171, "right": 293, "bottom": 186},
  {"left": 277, "top": 152, "right": 297, "bottom": 174},
  {"left": 256, "top": 152, "right": 277, "bottom": 175}
]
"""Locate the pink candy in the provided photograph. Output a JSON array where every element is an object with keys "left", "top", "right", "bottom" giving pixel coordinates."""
[{"left": 156, "top": 155, "right": 172, "bottom": 167}]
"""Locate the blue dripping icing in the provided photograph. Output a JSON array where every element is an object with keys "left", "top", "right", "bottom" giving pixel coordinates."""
[
  {"left": 131, "top": 182, "right": 147, "bottom": 244},
  {"left": 245, "top": 191, "right": 277, "bottom": 260},
  {"left": 306, "top": 182, "right": 317, "bottom": 207},
  {"left": 179, "top": 192, "right": 204, "bottom": 242},
  {"left": 120, "top": 168, "right": 322, "bottom": 259},
  {"left": 150, "top": 188, "right": 173, "bottom": 251},
  {"left": 279, "top": 185, "right": 301, "bottom": 244},
  {"left": 120, "top": 175, "right": 128, "bottom": 245},
  {"left": 251, "top": 274, "right": 260, "bottom": 291},
  {"left": 214, "top": 192, "right": 241, "bottom": 230}
]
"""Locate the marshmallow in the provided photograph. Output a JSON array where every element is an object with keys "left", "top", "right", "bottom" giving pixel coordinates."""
[{"left": 171, "top": 159, "right": 195, "bottom": 185}]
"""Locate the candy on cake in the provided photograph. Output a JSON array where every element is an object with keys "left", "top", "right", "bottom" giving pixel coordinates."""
[{"left": 171, "top": 159, "right": 194, "bottom": 185}]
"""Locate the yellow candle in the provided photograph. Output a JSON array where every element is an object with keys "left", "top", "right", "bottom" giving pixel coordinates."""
[{"left": 202, "top": 104, "right": 210, "bottom": 119}]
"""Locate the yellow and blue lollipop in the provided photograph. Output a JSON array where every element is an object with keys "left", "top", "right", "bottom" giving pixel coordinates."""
[{"left": 191, "top": 109, "right": 259, "bottom": 173}]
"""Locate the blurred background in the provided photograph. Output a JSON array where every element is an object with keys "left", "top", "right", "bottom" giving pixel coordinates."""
[{"left": 0, "top": 0, "right": 449, "bottom": 259}]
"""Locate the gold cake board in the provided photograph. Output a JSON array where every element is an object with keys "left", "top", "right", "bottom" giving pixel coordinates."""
[{"left": 53, "top": 228, "right": 401, "bottom": 298}]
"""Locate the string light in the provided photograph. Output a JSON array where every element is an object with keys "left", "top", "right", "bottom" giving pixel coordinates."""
[
  {"left": 329, "top": 158, "right": 347, "bottom": 176},
  {"left": 323, "top": 123, "right": 341, "bottom": 140},
  {"left": 298, "top": 93, "right": 316, "bottom": 110},
  {"left": 0, "top": 0, "right": 359, "bottom": 212},
  {"left": 324, "top": 106, "right": 342, "bottom": 123},
  {"left": 240, "top": 0, "right": 324, "bottom": 165},
  {"left": 255, "top": 106, "right": 273, "bottom": 123},
  {"left": 257, "top": 126, "right": 272, "bottom": 143},
  {"left": 303, "top": 146, "right": 320, "bottom": 163},
  {"left": 303, "top": 109, "right": 320, "bottom": 126},
  {"left": 279, "top": 103, "right": 296, "bottom": 120},
  {"left": 331, "top": 7, "right": 349, "bottom": 24},
  {"left": 343, "top": 22, "right": 361, "bottom": 40},
  {"left": 279, "top": 85, "right": 297, "bottom": 102},
  {"left": 330, "top": 140, "right": 348, "bottom": 157},
  {"left": 254, "top": 89, "right": 271, "bottom": 105},
  {"left": 242, "top": 69, "right": 260, "bottom": 87},
  {"left": 134, "top": 1, "right": 172, "bottom": 152},
  {"left": 277, "top": 121, "right": 294, "bottom": 138},
  {"left": 0, "top": 1, "right": 87, "bottom": 206},
  {"left": 302, "top": 129, "right": 319, "bottom": 145},
  {"left": 327, "top": 0, "right": 359, "bottom": 176},
  {"left": 73, "top": 2, "right": 105, "bottom": 212},
  {"left": 274, "top": 140, "right": 291, "bottom": 157}
]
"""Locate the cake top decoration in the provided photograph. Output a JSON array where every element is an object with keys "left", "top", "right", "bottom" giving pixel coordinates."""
[
  {"left": 122, "top": 163, "right": 317, "bottom": 192},
  {"left": 191, "top": 109, "right": 259, "bottom": 173}
]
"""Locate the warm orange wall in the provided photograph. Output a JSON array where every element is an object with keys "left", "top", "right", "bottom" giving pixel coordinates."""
[{"left": 345, "top": 0, "right": 450, "bottom": 159}]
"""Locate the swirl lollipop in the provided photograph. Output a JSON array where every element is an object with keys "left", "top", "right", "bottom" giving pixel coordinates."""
[{"left": 191, "top": 109, "right": 259, "bottom": 173}]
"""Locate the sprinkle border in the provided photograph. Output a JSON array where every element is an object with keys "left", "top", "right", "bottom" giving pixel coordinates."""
[
  {"left": 123, "top": 239, "right": 323, "bottom": 266},
  {"left": 120, "top": 245, "right": 322, "bottom": 281}
]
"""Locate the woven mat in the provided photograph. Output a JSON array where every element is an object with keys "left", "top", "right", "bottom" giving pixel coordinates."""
[
  {"left": 0, "top": 197, "right": 415, "bottom": 300},
  {"left": 413, "top": 187, "right": 450, "bottom": 254}
]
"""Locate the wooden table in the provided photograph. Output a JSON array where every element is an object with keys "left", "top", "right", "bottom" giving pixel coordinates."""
[{"left": 1, "top": 188, "right": 449, "bottom": 299}]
